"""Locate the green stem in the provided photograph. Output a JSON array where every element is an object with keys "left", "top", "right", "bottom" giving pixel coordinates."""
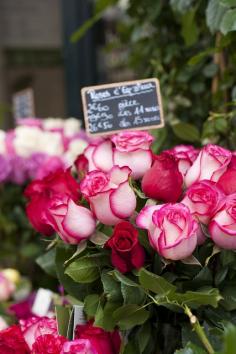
[{"left": 184, "top": 306, "right": 215, "bottom": 354}]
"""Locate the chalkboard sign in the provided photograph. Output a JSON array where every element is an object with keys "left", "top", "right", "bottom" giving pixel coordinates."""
[
  {"left": 81, "top": 78, "right": 164, "bottom": 136},
  {"left": 12, "top": 88, "right": 35, "bottom": 120}
]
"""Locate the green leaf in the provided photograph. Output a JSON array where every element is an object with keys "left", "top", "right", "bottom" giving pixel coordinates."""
[
  {"left": 113, "top": 304, "right": 149, "bottom": 330},
  {"left": 175, "top": 342, "right": 207, "bottom": 353},
  {"left": 220, "top": 9, "right": 236, "bottom": 34},
  {"left": 220, "top": 0, "right": 236, "bottom": 8},
  {"left": 101, "top": 271, "right": 122, "bottom": 302},
  {"left": 172, "top": 123, "right": 200, "bottom": 142},
  {"left": 55, "top": 305, "right": 71, "bottom": 337},
  {"left": 90, "top": 231, "right": 110, "bottom": 246},
  {"left": 137, "top": 321, "right": 152, "bottom": 353},
  {"left": 139, "top": 268, "right": 177, "bottom": 295},
  {"left": 95, "top": 0, "right": 118, "bottom": 13},
  {"left": 223, "top": 323, "right": 236, "bottom": 354},
  {"left": 121, "top": 283, "right": 145, "bottom": 305},
  {"left": 206, "top": 0, "right": 227, "bottom": 34},
  {"left": 36, "top": 248, "right": 57, "bottom": 277},
  {"left": 181, "top": 9, "right": 199, "bottom": 46},
  {"left": 94, "top": 301, "right": 120, "bottom": 330},
  {"left": 64, "top": 241, "right": 87, "bottom": 265},
  {"left": 84, "top": 294, "right": 100, "bottom": 318},
  {"left": 174, "top": 288, "right": 222, "bottom": 308},
  {"left": 113, "top": 270, "right": 140, "bottom": 287}
]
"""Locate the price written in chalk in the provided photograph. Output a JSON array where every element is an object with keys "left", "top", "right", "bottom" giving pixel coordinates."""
[{"left": 81, "top": 78, "right": 164, "bottom": 135}]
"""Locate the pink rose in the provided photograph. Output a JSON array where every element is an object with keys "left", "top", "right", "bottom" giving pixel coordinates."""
[
  {"left": 80, "top": 166, "right": 136, "bottom": 225},
  {"left": 209, "top": 194, "right": 236, "bottom": 249},
  {"left": 84, "top": 131, "right": 153, "bottom": 179},
  {"left": 136, "top": 203, "right": 198, "bottom": 260},
  {"left": 47, "top": 198, "right": 96, "bottom": 244},
  {"left": 217, "top": 163, "right": 236, "bottom": 195},
  {"left": 185, "top": 144, "right": 232, "bottom": 187},
  {"left": 182, "top": 180, "right": 225, "bottom": 224},
  {"left": 165, "top": 145, "right": 199, "bottom": 176},
  {"left": 0, "top": 272, "right": 15, "bottom": 301},
  {"left": 61, "top": 339, "right": 96, "bottom": 354},
  {"left": 20, "top": 317, "right": 57, "bottom": 349}
]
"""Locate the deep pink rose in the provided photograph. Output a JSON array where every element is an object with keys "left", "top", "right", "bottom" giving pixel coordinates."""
[
  {"left": 84, "top": 131, "right": 153, "bottom": 179},
  {"left": 9, "top": 293, "right": 35, "bottom": 320},
  {"left": 20, "top": 316, "right": 57, "bottom": 349},
  {"left": 185, "top": 144, "right": 232, "bottom": 187},
  {"left": 141, "top": 153, "right": 183, "bottom": 202},
  {"left": 61, "top": 339, "right": 97, "bottom": 354},
  {"left": 47, "top": 198, "right": 96, "bottom": 244},
  {"left": 0, "top": 325, "right": 30, "bottom": 354},
  {"left": 165, "top": 145, "right": 199, "bottom": 176},
  {"left": 105, "top": 221, "right": 145, "bottom": 273},
  {"left": 80, "top": 166, "right": 136, "bottom": 225},
  {"left": 32, "top": 334, "right": 66, "bottom": 354},
  {"left": 182, "top": 180, "right": 225, "bottom": 224},
  {"left": 0, "top": 272, "right": 15, "bottom": 301},
  {"left": 75, "top": 321, "right": 121, "bottom": 354},
  {"left": 36, "top": 156, "right": 65, "bottom": 180},
  {"left": 137, "top": 203, "right": 198, "bottom": 260},
  {"left": 209, "top": 194, "right": 236, "bottom": 249},
  {"left": 74, "top": 154, "right": 89, "bottom": 180},
  {"left": 217, "top": 166, "right": 236, "bottom": 195},
  {"left": 24, "top": 169, "right": 80, "bottom": 236}
]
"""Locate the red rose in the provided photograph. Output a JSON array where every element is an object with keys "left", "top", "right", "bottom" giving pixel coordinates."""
[
  {"left": 74, "top": 154, "right": 88, "bottom": 180},
  {"left": 31, "top": 334, "right": 66, "bottom": 354},
  {"left": 105, "top": 221, "right": 145, "bottom": 273},
  {"left": 217, "top": 168, "right": 236, "bottom": 195},
  {"left": 142, "top": 153, "right": 183, "bottom": 202},
  {"left": 75, "top": 321, "right": 121, "bottom": 354},
  {"left": 0, "top": 325, "right": 30, "bottom": 354},
  {"left": 24, "top": 169, "right": 80, "bottom": 235}
]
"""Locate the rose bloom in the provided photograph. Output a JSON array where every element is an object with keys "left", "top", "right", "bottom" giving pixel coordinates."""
[
  {"left": 80, "top": 166, "right": 136, "bottom": 225},
  {"left": 32, "top": 334, "right": 66, "bottom": 354},
  {"left": 20, "top": 316, "right": 57, "bottom": 349},
  {"left": 185, "top": 144, "right": 232, "bottom": 187},
  {"left": 165, "top": 145, "right": 199, "bottom": 176},
  {"left": 61, "top": 339, "right": 96, "bottom": 354},
  {"left": 25, "top": 169, "right": 80, "bottom": 235},
  {"left": 47, "top": 198, "right": 96, "bottom": 244},
  {"left": 142, "top": 153, "right": 183, "bottom": 202},
  {"left": 84, "top": 131, "right": 153, "bottom": 179},
  {"left": 0, "top": 325, "right": 30, "bottom": 354},
  {"left": 75, "top": 321, "right": 121, "bottom": 354},
  {"left": 209, "top": 194, "right": 236, "bottom": 249},
  {"left": 105, "top": 221, "right": 145, "bottom": 273},
  {"left": 136, "top": 203, "right": 198, "bottom": 260},
  {"left": 217, "top": 159, "right": 236, "bottom": 195},
  {"left": 0, "top": 272, "right": 15, "bottom": 301},
  {"left": 182, "top": 180, "right": 225, "bottom": 224}
]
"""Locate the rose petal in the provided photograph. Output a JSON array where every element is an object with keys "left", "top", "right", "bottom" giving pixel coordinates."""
[
  {"left": 92, "top": 140, "right": 114, "bottom": 172},
  {"left": 136, "top": 205, "right": 162, "bottom": 229},
  {"left": 114, "top": 150, "right": 152, "bottom": 179},
  {"left": 209, "top": 220, "right": 236, "bottom": 249},
  {"left": 159, "top": 233, "right": 197, "bottom": 260},
  {"left": 84, "top": 145, "right": 97, "bottom": 171},
  {"left": 90, "top": 191, "right": 122, "bottom": 225},
  {"left": 110, "top": 181, "right": 136, "bottom": 218},
  {"left": 109, "top": 165, "right": 131, "bottom": 185}
]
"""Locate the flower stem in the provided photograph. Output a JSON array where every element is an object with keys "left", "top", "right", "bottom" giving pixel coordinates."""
[{"left": 184, "top": 305, "right": 215, "bottom": 354}]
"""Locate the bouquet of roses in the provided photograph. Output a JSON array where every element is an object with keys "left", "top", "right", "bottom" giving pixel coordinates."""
[{"left": 23, "top": 130, "right": 236, "bottom": 353}]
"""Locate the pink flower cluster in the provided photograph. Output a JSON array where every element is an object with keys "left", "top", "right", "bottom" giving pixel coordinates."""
[
  {"left": 25, "top": 130, "right": 236, "bottom": 264},
  {"left": 0, "top": 317, "right": 121, "bottom": 354}
]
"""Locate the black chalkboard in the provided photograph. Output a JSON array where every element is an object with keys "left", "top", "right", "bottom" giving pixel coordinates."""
[{"left": 81, "top": 78, "right": 164, "bottom": 136}]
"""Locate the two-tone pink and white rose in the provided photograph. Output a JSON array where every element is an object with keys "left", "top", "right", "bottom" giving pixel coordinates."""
[
  {"left": 80, "top": 166, "right": 136, "bottom": 225},
  {"left": 136, "top": 203, "right": 198, "bottom": 260},
  {"left": 84, "top": 131, "right": 153, "bottom": 179},
  {"left": 185, "top": 144, "right": 232, "bottom": 187},
  {"left": 165, "top": 145, "right": 199, "bottom": 176},
  {"left": 209, "top": 194, "right": 236, "bottom": 249},
  {"left": 181, "top": 180, "right": 225, "bottom": 224}
]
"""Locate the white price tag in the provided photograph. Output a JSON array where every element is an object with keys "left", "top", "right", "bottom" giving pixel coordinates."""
[{"left": 31, "top": 288, "right": 53, "bottom": 317}]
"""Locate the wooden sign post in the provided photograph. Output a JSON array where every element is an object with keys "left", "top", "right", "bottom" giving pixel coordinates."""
[{"left": 81, "top": 78, "right": 164, "bottom": 136}]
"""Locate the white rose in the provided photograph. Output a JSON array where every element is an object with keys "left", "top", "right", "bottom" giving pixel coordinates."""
[
  {"left": 64, "top": 118, "right": 81, "bottom": 137},
  {"left": 43, "top": 118, "right": 64, "bottom": 130},
  {"left": 64, "top": 139, "right": 88, "bottom": 166},
  {"left": 39, "top": 131, "right": 64, "bottom": 156},
  {"left": 13, "top": 126, "right": 44, "bottom": 157}
]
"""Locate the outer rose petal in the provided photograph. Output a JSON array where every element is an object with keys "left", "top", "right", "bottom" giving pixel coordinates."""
[
  {"left": 92, "top": 140, "right": 114, "bottom": 172},
  {"left": 184, "top": 152, "right": 202, "bottom": 187},
  {"left": 110, "top": 181, "right": 136, "bottom": 218},
  {"left": 84, "top": 145, "right": 97, "bottom": 171},
  {"left": 114, "top": 150, "right": 152, "bottom": 179},
  {"left": 109, "top": 165, "right": 131, "bottom": 185},
  {"left": 136, "top": 205, "right": 162, "bottom": 229},
  {"left": 62, "top": 200, "right": 96, "bottom": 240},
  {"left": 159, "top": 233, "right": 197, "bottom": 260},
  {"left": 90, "top": 191, "right": 122, "bottom": 225},
  {"left": 209, "top": 220, "right": 236, "bottom": 249},
  {"left": 217, "top": 169, "right": 236, "bottom": 195},
  {"left": 111, "top": 251, "right": 129, "bottom": 273},
  {"left": 131, "top": 244, "right": 146, "bottom": 269}
]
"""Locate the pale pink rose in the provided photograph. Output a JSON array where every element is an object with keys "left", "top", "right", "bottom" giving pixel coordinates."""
[
  {"left": 80, "top": 166, "right": 136, "bottom": 225},
  {"left": 182, "top": 180, "right": 225, "bottom": 224},
  {"left": 185, "top": 144, "right": 232, "bottom": 187},
  {"left": 61, "top": 339, "right": 96, "bottom": 354},
  {"left": 209, "top": 194, "right": 236, "bottom": 249},
  {"left": 136, "top": 203, "right": 198, "bottom": 260},
  {"left": 84, "top": 131, "right": 153, "bottom": 179},
  {"left": 48, "top": 198, "right": 96, "bottom": 244},
  {"left": 165, "top": 145, "right": 199, "bottom": 176},
  {"left": 0, "top": 272, "right": 15, "bottom": 301},
  {"left": 20, "top": 316, "right": 57, "bottom": 349}
]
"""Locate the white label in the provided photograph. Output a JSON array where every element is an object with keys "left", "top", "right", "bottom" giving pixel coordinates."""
[
  {"left": 73, "top": 305, "right": 86, "bottom": 339},
  {"left": 31, "top": 288, "right": 53, "bottom": 317}
]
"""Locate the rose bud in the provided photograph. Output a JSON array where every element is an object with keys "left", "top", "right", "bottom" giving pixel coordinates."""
[
  {"left": 0, "top": 325, "right": 30, "bottom": 354},
  {"left": 182, "top": 180, "right": 225, "bottom": 224},
  {"left": 185, "top": 144, "right": 232, "bottom": 187},
  {"left": 165, "top": 144, "right": 199, "bottom": 176},
  {"left": 209, "top": 194, "right": 236, "bottom": 249},
  {"left": 80, "top": 166, "right": 136, "bottom": 225},
  {"left": 47, "top": 198, "right": 96, "bottom": 244},
  {"left": 75, "top": 321, "right": 121, "bottom": 354},
  {"left": 105, "top": 221, "right": 145, "bottom": 273},
  {"left": 141, "top": 153, "right": 183, "bottom": 202},
  {"left": 136, "top": 203, "right": 198, "bottom": 260},
  {"left": 74, "top": 154, "right": 88, "bottom": 180},
  {"left": 32, "top": 334, "right": 66, "bottom": 354}
]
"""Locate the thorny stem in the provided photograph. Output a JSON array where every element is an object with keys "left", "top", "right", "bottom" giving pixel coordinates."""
[{"left": 184, "top": 305, "right": 215, "bottom": 354}]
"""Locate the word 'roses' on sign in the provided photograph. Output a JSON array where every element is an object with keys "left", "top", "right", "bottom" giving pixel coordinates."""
[{"left": 81, "top": 78, "right": 164, "bottom": 135}]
